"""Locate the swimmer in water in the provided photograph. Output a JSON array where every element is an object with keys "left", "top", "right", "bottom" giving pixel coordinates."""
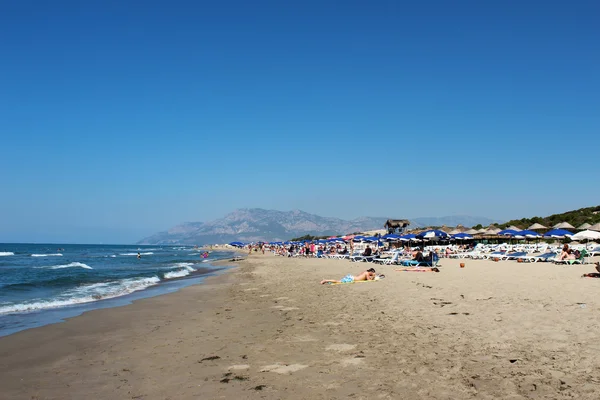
[{"left": 137, "top": 253, "right": 141, "bottom": 259}]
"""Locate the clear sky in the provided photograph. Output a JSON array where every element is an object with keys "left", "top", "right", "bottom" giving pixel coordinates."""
[{"left": 1, "top": 0, "right": 599, "bottom": 244}]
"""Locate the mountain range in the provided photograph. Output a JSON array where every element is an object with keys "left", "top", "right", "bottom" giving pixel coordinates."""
[{"left": 137, "top": 208, "right": 497, "bottom": 245}]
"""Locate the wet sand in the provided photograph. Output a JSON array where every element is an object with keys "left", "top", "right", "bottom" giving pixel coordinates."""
[{"left": 2, "top": 253, "right": 600, "bottom": 399}]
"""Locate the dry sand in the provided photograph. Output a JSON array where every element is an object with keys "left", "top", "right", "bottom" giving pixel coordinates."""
[{"left": 2, "top": 253, "right": 600, "bottom": 399}]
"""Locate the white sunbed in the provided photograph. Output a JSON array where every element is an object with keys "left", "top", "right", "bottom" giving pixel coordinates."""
[{"left": 522, "top": 252, "right": 559, "bottom": 263}]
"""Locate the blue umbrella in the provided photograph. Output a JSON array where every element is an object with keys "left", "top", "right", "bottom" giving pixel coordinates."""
[
  {"left": 229, "top": 241, "right": 244, "bottom": 247},
  {"left": 543, "top": 229, "right": 574, "bottom": 238},
  {"left": 399, "top": 234, "right": 418, "bottom": 241},
  {"left": 381, "top": 234, "right": 402, "bottom": 241},
  {"left": 516, "top": 230, "right": 541, "bottom": 238},
  {"left": 498, "top": 229, "right": 519, "bottom": 236},
  {"left": 452, "top": 233, "right": 473, "bottom": 240},
  {"left": 416, "top": 230, "right": 449, "bottom": 240},
  {"left": 362, "top": 236, "right": 380, "bottom": 242}
]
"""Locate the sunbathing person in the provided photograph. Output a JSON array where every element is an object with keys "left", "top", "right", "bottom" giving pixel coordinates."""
[
  {"left": 321, "top": 267, "right": 376, "bottom": 284},
  {"left": 395, "top": 267, "right": 440, "bottom": 272},
  {"left": 582, "top": 262, "right": 600, "bottom": 278},
  {"left": 558, "top": 248, "right": 575, "bottom": 261}
]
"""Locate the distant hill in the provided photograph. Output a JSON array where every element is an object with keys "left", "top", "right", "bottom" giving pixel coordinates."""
[
  {"left": 137, "top": 209, "right": 496, "bottom": 245},
  {"left": 498, "top": 205, "right": 600, "bottom": 230}
]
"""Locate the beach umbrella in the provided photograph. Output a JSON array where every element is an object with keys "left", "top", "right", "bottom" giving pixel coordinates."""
[
  {"left": 571, "top": 230, "right": 600, "bottom": 241},
  {"left": 452, "top": 233, "right": 473, "bottom": 240},
  {"left": 553, "top": 222, "right": 575, "bottom": 229},
  {"left": 229, "top": 241, "right": 244, "bottom": 247},
  {"left": 449, "top": 229, "right": 461, "bottom": 235},
  {"left": 362, "top": 236, "right": 380, "bottom": 242},
  {"left": 589, "top": 223, "right": 600, "bottom": 232},
  {"left": 464, "top": 229, "right": 479, "bottom": 235},
  {"left": 516, "top": 230, "right": 541, "bottom": 238},
  {"left": 528, "top": 223, "right": 547, "bottom": 230},
  {"left": 506, "top": 225, "right": 522, "bottom": 231},
  {"left": 543, "top": 229, "right": 574, "bottom": 238},
  {"left": 416, "top": 230, "right": 449, "bottom": 240},
  {"left": 399, "top": 233, "right": 418, "bottom": 241},
  {"left": 577, "top": 223, "right": 592, "bottom": 230},
  {"left": 381, "top": 234, "right": 402, "bottom": 241},
  {"left": 498, "top": 229, "right": 519, "bottom": 236}
]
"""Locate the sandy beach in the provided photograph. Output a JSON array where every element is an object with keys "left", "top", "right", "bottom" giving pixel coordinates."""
[{"left": 2, "top": 253, "right": 600, "bottom": 399}]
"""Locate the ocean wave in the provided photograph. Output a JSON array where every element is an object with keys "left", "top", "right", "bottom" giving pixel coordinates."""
[
  {"left": 35, "top": 262, "right": 93, "bottom": 270},
  {"left": 0, "top": 252, "right": 14, "bottom": 256},
  {"left": 119, "top": 252, "right": 154, "bottom": 256},
  {"left": 31, "top": 253, "right": 63, "bottom": 257},
  {"left": 163, "top": 263, "right": 196, "bottom": 279},
  {"left": 0, "top": 276, "right": 160, "bottom": 315}
]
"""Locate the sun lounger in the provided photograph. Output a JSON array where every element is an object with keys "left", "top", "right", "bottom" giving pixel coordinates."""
[
  {"left": 554, "top": 250, "right": 588, "bottom": 265},
  {"left": 373, "top": 251, "right": 402, "bottom": 265},
  {"left": 505, "top": 251, "right": 529, "bottom": 261},
  {"left": 522, "top": 252, "right": 559, "bottom": 262},
  {"left": 587, "top": 247, "right": 600, "bottom": 257}
]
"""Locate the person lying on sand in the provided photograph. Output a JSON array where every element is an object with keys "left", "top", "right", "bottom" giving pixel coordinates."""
[
  {"left": 321, "top": 268, "right": 376, "bottom": 284},
  {"left": 582, "top": 262, "right": 600, "bottom": 278},
  {"left": 395, "top": 267, "right": 440, "bottom": 272}
]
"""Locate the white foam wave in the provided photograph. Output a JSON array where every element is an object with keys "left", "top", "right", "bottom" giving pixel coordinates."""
[
  {"left": 31, "top": 253, "right": 63, "bottom": 257},
  {"left": 119, "top": 252, "right": 154, "bottom": 256},
  {"left": 35, "top": 262, "right": 93, "bottom": 270},
  {"left": 0, "top": 252, "right": 14, "bottom": 256},
  {"left": 164, "top": 263, "right": 196, "bottom": 279},
  {"left": 0, "top": 276, "right": 161, "bottom": 315}
]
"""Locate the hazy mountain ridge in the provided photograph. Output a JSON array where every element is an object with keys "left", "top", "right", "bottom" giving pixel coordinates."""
[{"left": 137, "top": 209, "right": 496, "bottom": 245}]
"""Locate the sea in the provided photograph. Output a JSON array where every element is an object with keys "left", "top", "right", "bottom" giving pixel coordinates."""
[{"left": 0, "top": 243, "right": 237, "bottom": 337}]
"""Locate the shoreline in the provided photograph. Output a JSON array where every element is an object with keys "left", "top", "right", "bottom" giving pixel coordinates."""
[{"left": 2, "top": 254, "right": 600, "bottom": 399}]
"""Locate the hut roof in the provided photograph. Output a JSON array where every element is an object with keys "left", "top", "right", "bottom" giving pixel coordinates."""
[
  {"left": 528, "top": 223, "right": 547, "bottom": 230},
  {"left": 553, "top": 221, "right": 575, "bottom": 229},
  {"left": 588, "top": 222, "right": 600, "bottom": 231}
]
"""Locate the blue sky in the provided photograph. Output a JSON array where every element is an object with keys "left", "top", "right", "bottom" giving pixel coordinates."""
[{"left": 1, "top": 0, "right": 599, "bottom": 243}]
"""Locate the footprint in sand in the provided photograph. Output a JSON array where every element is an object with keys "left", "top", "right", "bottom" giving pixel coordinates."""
[
  {"left": 341, "top": 358, "right": 364, "bottom": 366},
  {"left": 280, "top": 307, "right": 299, "bottom": 311},
  {"left": 227, "top": 365, "right": 250, "bottom": 371},
  {"left": 291, "top": 335, "right": 318, "bottom": 342},
  {"left": 260, "top": 363, "right": 308, "bottom": 374},
  {"left": 326, "top": 344, "right": 357, "bottom": 352},
  {"left": 259, "top": 294, "right": 270, "bottom": 297},
  {"left": 244, "top": 288, "right": 259, "bottom": 291},
  {"left": 274, "top": 297, "right": 289, "bottom": 301},
  {"left": 271, "top": 305, "right": 285, "bottom": 309}
]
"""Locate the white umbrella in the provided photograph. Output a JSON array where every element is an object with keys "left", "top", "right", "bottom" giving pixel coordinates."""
[{"left": 572, "top": 230, "right": 600, "bottom": 241}]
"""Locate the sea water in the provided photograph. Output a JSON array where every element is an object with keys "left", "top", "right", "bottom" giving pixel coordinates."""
[{"left": 0, "top": 243, "right": 236, "bottom": 337}]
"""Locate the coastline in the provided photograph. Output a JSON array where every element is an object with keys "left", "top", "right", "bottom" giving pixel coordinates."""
[{"left": 2, "top": 254, "right": 600, "bottom": 399}]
